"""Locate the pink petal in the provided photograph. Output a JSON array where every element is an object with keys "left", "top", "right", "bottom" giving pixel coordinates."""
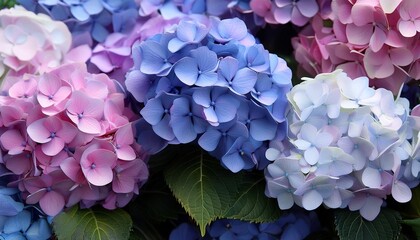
[
  {"left": 39, "top": 191, "right": 65, "bottom": 216},
  {"left": 115, "top": 124, "right": 134, "bottom": 146},
  {"left": 112, "top": 174, "right": 135, "bottom": 193},
  {"left": 351, "top": 3, "right": 374, "bottom": 26},
  {"left": 398, "top": 20, "right": 417, "bottom": 38},
  {"left": 12, "top": 36, "right": 38, "bottom": 61},
  {"left": 0, "top": 129, "right": 25, "bottom": 155},
  {"left": 370, "top": 27, "right": 387, "bottom": 52},
  {"left": 60, "top": 157, "right": 85, "bottom": 183},
  {"left": 116, "top": 146, "right": 136, "bottom": 161},
  {"left": 38, "top": 74, "right": 61, "bottom": 97},
  {"left": 57, "top": 121, "right": 77, "bottom": 143},
  {"left": 83, "top": 167, "right": 114, "bottom": 186},
  {"left": 390, "top": 48, "right": 414, "bottom": 66},
  {"left": 346, "top": 24, "right": 372, "bottom": 46},
  {"left": 27, "top": 119, "right": 51, "bottom": 144},
  {"left": 42, "top": 138, "right": 65, "bottom": 156},
  {"left": 78, "top": 117, "right": 102, "bottom": 134},
  {"left": 89, "top": 149, "right": 117, "bottom": 168}
]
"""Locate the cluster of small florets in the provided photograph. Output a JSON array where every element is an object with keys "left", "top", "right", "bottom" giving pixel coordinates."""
[
  {"left": 265, "top": 70, "right": 420, "bottom": 220},
  {"left": 126, "top": 17, "right": 292, "bottom": 172},
  {"left": 17, "top": 0, "right": 139, "bottom": 44},
  {"left": 0, "top": 165, "right": 52, "bottom": 240},
  {"left": 0, "top": 6, "right": 82, "bottom": 76},
  {"left": 169, "top": 210, "right": 320, "bottom": 240},
  {"left": 0, "top": 63, "right": 149, "bottom": 217},
  {"left": 292, "top": 0, "right": 419, "bottom": 94}
]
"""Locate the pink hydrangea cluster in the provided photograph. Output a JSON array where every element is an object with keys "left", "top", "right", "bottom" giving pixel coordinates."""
[
  {"left": 0, "top": 6, "right": 90, "bottom": 77},
  {"left": 265, "top": 70, "right": 420, "bottom": 221},
  {"left": 292, "top": 0, "right": 419, "bottom": 94},
  {"left": 0, "top": 63, "right": 149, "bottom": 216},
  {"left": 250, "top": 0, "right": 330, "bottom": 26}
]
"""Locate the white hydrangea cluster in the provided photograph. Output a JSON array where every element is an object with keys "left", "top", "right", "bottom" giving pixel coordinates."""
[{"left": 265, "top": 69, "right": 420, "bottom": 220}]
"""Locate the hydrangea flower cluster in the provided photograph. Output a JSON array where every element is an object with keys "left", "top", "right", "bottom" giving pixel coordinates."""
[
  {"left": 169, "top": 210, "right": 320, "bottom": 240},
  {"left": 138, "top": 0, "right": 256, "bottom": 22},
  {"left": 17, "top": 0, "right": 139, "bottom": 45},
  {"left": 0, "top": 62, "right": 149, "bottom": 216},
  {"left": 0, "top": 165, "right": 52, "bottom": 240},
  {"left": 265, "top": 70, "right": 420, "bottom": 220},
  {"left": 126, "top": 17, "right": 292, "bottom": 172},
  {"left": 250, "top": 0, "right": 329, "bottom": 26},
  {"left": 292, "top": 0, "right": 419, "bottom": 94},
  {"left": 0, "top": 6, "right": 88, "bottom": 76}
]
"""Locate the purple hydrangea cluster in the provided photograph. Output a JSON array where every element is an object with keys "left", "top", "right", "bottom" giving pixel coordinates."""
[
  {"left": 0, "top": 165, "right": 51, "bottom": 240},
  {"left": 0, "top": 63, "right": 149, "bottom": 217},
  {"left": 250, "top": 0, "right": 329, "bottom": 26},
  {"left": 265, "top": 70, "right": 420, "bottom": 220},
  {"left": 17, "top": 0, "right": 139, "bottom": 45},
  {"left": 126, "top": 17, "right": 292, "bottom": 172},
  {"left": 169, "top": 210, "right": 320, "bottom": 240}
]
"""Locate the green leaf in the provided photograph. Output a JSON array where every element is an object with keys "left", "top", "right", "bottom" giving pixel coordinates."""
[
  {"left": 164, "top": 146, "right": 244, "bottom": 236},
  {"left": 223, "top": 172, "right": 281, "bottom": 222},
  {"left": 53, "top": 205, "right": 132, "bottom": 240},
  {"left": 402, "top": 218, "right": 420, "bottom": 239},
  {"left": 0, "top": 0, "right": 15, "bottom": 9},
  {"left": 334, "top": 209, "right": 402, "bottom": 240}
]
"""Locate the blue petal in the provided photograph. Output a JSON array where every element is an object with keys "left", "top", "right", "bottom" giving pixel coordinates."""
[
  {"left": 70, "top": 5, "right": 90, "bottom": 22},
  {"left": 140, "top": 98, "right": 164, "bottom": 125},
  {"left": 215, "top": 94, "right": 240, "bottom": 123},
  {"left": 4, "top": 210, "right": 31, "bottom": 234},
  {"left": 171, "top": 115, "right": 196, "bottom": 143},
  {"left": 153, "top": 114, "right": 175, "bottom": 141},
  {"left": 232, "top": 68, "right": 257, "bottom": 94},
  {"left": 191, "top": 46, "right": 218, "bottom": 72},
  {"left": 219, "top": 57, "right": 238, "bottom": 82},
  {"left": 175, "top": 20, "right": 197, "bottom": 42},
  {"left": 135, "top": 119, "right": 168, "bottom": 154},
  {"left": 196, "top": 72, "right": 218, "bottom": 87},
  {"left": 83, "top": 0, "right": 103, "bottom": 15},
  {"left": 125, "top": 70, "right": 153, "bottom": 103},
  {"left": 140, "top": 40, "right": 170, "bottom": 75},
  {"left": 0, "top": 195, "right": 24, "bottom": 216},
  {"left": 192, "top": 87, "right": 211, "bottom": 107},
  {"left": 250, "top": 118, "right": 277, "bottom": 141},
  {"left": 168, "top": 38, "right": 188, "bottom": 53},
  {"left": 91, "top": 22, "right": 109, "bottom": 43},
  {"left": 174, "top": 57, "right": 198, "bottom": 86},
  {"left": 198, "top": 129, "right": 222, "bottom": 151},
  {"left": 217, "top": 18, "right": 248, "bottom": 41},
  {"left": 26, "top": 218, "right": 52, "bottom": 240}
]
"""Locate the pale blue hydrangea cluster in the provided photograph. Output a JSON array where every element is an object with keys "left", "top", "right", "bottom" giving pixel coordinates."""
[
  {"left": 169, "top": 211, "right": 320, "bottom": 240},
  {"left": 0, "top": 165, "right": 51, "bottom": 240},
  {"left": 265, "top": 69, "right": 420, "bottom": 220},
  {"left": 17, "top": 0, "right": 138, "bottom": 44},
  {"left": 127, "top": 17, "right": 292, "bottom": 172}
]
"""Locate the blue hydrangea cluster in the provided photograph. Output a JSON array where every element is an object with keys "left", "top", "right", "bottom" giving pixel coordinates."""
[
  {"left": 17, "top": 0, "right": 138, "bottom": 44},
  {"left": 126, "top": 17, "right": 292, "bottom": 172},
  {"left": 169, "top": 210, "right": 320, "bottom": 240},
  {"left": 0, "top": 165, "right": 51, "bottom": 240},
  {"left": 139, "top": 0, "right": 252, "bottom": 18},
  {"left": 265, "top": 70, "right": 420, "bottom": 221}
]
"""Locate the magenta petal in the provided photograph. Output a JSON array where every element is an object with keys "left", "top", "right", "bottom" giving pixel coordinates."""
[
  {"left": 84, "top": 167, "right": 114, "bottom": 186},
  {"left": 273, "top": 4, "right": 293, "bottom": 24},
  {"left": 116, "top": 146, "right": 136, "bottom": 161},
  {"left": 398, "top": 20, "right": 417, "bottom": 37},
  {"left": 57, "top": 121, "right": 77, "bottom": 143},
  {"left": 39, "top": 191, "right": 65, "bottom": 216},
  {"left": 0, "top": 129, "right": 25, "bottom": 154},
  {"left": 27, "top": 119, "right": 51, "bottom": 144},
  {"left": 346, "top": 24, "right": 372, "bottom": 46},
  {"left": 370, "top": 27, "right": 387, "bottom": 52},
  {"left": 296, "top": 0, "right": 319, "bottom": 18},
  {"left": 42, "top": 138, "right": 65, "bottom": 156},
  {"left": 60, "top": 157, "right": 85, "bottom": 183},
  {"left": 389, "top": 48, "right": 414, "bottom": 66}
]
